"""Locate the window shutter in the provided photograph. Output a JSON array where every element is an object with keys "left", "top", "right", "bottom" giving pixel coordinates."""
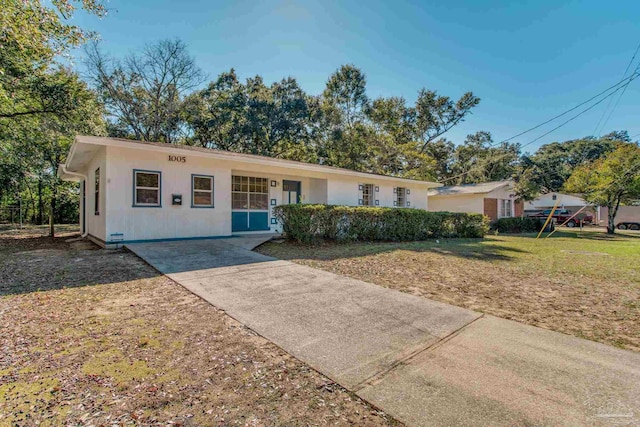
[
  {"left": 358, "top": 184, "right": 364, "bottom": 205},
  {"left": 393, "top": 187, "right": 397, "bottom": 194}
]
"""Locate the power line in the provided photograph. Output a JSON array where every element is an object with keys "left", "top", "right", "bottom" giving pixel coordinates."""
[
  {"left": 596, "top": 62, "right": 640, "bottom": 137},
  {"left": 592, "top": 41, "right": 640, "bottom": 137},
  {"left": 477, "top": 70, "right": 640, "bottom": 150},
  {"left": 443, "top": 73, "right": 640, "bottom": 184}
]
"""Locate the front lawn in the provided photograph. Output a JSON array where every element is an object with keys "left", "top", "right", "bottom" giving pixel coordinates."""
[
  {"left": 0, "top": 230, "right": 398, "bottom": 426},
  {"left": 257, "top": 229, "right": 640, "bottom": 352}
]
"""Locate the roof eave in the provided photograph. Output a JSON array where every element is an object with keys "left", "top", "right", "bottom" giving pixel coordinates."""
[{"left": 73, "top": 135, "right": 442, "bottom": 187}]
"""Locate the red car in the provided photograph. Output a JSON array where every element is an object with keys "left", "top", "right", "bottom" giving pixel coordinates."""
[{"left": 528, "top": 209, "right": 593, "bottom": 227}]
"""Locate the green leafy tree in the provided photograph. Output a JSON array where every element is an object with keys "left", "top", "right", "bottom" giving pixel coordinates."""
[
  {"left": 0, "top": 0, "right": 106, "bottom": 120},
  {"left": 243, "top": 76, "right": 312, "bottom": 158},
  {"left": 445, "top": 132, "right": 520, "bottom": 184},
  {"left": 183, "top": 62, "right": 480, "bottom": 178},
  {"left": 564, "top": 143, "right": 640, "bottom": 234},
  {"left": 515, "top": 133, "right": 621, "bottom": 198},
  {"left": 319, "top": 65, "right": 370, "bottom": 170},
  {"left": 183, "top": 71, "right": 314, "bottom": 159},
  {"left": 422, "top": 138, "right": 456, "bottom": 181},
  {"left": 0, "top": 69, "right": 105, "bottom": 224},
  {"left": 182, "top": 69, "right": 248, "bottom": 151},
  {"left": 414, "top": 90, "right": 480, "bottom": 152},
  {"left": 367, "top": 96, "right": 420, "bottom": 177}
]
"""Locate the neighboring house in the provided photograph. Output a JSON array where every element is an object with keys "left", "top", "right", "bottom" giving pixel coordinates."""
[
  {"left": 427, "top": 180, "right": 523, "bottom": 221},
  {"left": 524, "top": 192, "right": 599, "bottom": 222},
  {"left": 524, "top": 192, "right": 591, "bottom": 211},
  {"left": 59, "top": 136, "right": 441, "bottom": 247}
]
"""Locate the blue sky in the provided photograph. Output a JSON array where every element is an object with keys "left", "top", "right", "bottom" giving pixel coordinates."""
[{"left": 71, "top": 0, "right": 640, "bottom": 152}]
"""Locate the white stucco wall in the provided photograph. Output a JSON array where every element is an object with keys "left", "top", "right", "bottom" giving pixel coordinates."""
[
  {"left": 428, "top": 194, "right": 484, "bottom": 214},
  {"left": 309, "top": 178, "right": 328, "bottom": 204},
  {"left": 326, "top": 176, "right": 428, "bottom": 209},
  {"left": 75, "top": 143, "right": 435, "bottom": 244},
  {"left": 105, "top": 146, "right": 233, "bottom": 242},
  {"left": 83, "top": 147, "right": 107, "bottom": 242}
]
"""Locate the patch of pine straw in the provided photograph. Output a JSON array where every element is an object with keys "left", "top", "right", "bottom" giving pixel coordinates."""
[{"left": 0, "top": 231, "right": 399, "bottom": 426}]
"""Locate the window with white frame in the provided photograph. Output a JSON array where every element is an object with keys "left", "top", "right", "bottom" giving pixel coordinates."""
[
  {"left": 192, "top": 175, "right": 214, "bottom": 207},
  {"left": 395, "top": 187, "right": 406, "bottom": 207},
  {"left": 94, "top": 167, "right": 100, "bottom": 215},
  {"left": 134, "top": 170, "right": 161, "bottom": 206},
  {"left": 232, "top": 176, "right": 268, "bottom": 210},
  {"left": 499, "top": 199, "right": 513, "bottom": 218},
  {"left": 359, "top": 183, "right": 374, "bottom": 206}
]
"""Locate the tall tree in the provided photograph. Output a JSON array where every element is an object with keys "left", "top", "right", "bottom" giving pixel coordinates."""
[
  {"left": 85, "top": 39, "right": 204, "bottom": 143},
  {"left": 367, "top": 96, "right": 418, "bottom": 176},
  {"left": 444, "top": 132, "right": 520, "bottom": 184},
  {"left": 0, "top": 69, "right": 105, "bottom": 224},
  {"left": 319, "top": 65, "right": 370, "bottom": 170},
  {"left": 414, "top": 90, "right": 480, "bottom": 152},
  {"left": 182, "top": 69, "right": 247, "bottom": 151},
  {"left": 243, "top": 76, "right": 312, "bottom": 157},
  {"left": 514, "top": 133, "right": 622, "bottom": 199},
  {"left": 0, "top": 0, "right": 106, "bottom": 121},
  {"left": 422, "top": 138, "right": 456, "bottom": 181},
  {"left": 183, "top": 71, "right": 313, "bottom": 159},
  {"left": 564, "top": 143, "right": 640, "bottom": 234}
]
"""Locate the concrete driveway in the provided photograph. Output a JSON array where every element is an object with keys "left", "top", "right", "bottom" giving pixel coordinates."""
[{"left": 127, "top": 238, "right": 640, "bottom": 426}]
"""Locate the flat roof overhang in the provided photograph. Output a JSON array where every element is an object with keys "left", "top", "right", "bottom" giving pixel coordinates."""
[{"left": 61, "top": 135, "right": 443, "bottom": 188}]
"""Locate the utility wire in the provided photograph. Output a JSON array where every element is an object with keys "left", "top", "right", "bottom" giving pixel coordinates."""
[
  {"left": 592, "top": 41, "right": 640, "bottom": 137},
  {"left": 596, "top": 62, "right": 640, "bottom": 137},
  {"left": 472, "top": 71, "right": 640, "bottom": 150},
  {"left": 442, "top": 72, "right": 640, "bottom": 184}
]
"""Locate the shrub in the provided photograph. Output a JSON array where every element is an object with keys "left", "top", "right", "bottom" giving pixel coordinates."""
[
  {"left": 491, "top": 216, "right": 548, "bottom": 233},
  {"left": 272, "top": 204, "right": 490, "bottom": 243}
]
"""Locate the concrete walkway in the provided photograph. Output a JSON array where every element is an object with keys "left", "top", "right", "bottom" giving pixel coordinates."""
[{"left": 127, "top": 238, "right": 640, "bottom": 426}]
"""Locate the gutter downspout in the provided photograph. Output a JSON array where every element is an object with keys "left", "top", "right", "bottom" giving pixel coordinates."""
[{"left": 60, "top": 165, "right": 89, "bottom": 238}]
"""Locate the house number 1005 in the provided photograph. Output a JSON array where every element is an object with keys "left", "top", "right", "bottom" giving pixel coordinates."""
[{"left": 168, "top": 155, "right": 186, "bottom": 163}]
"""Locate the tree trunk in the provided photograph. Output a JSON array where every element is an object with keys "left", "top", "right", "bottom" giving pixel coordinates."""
[
  {"left": 37, "top": 178, "right": 43, "bottom": 225},
  {"left": 26, "top": 183, "right": 36, "bottom": 224},
  {"left": 49, "top": 203, "right": 54, "bottom": 239},
  {"left": 607, "top": 209, "right": 616, "bottom": 234},
  {"left": 51, "top": 188, "right": 57, "bottom": 229},
  {"left": 607, "top": 197, "right": 622, "bottom": 235}
]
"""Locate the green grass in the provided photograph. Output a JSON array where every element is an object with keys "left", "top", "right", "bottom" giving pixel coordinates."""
[{"left": 258, "top": 228, "right": 640, "bottom": 351}]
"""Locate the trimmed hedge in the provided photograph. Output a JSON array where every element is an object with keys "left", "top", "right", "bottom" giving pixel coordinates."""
[
  {"left": 272, "top": 204, "right": 490, "bottom": 243},
  {"left": 491, "top": 216, "right": 550, "bottom": 233}
]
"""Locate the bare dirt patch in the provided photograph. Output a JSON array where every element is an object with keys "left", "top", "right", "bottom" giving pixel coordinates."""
[
  {"left": 257, "top": 231, "right": 640, "bottom": 352},
  {"left": 0, "top": 230, "right": 399, "bottom": 426}
]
